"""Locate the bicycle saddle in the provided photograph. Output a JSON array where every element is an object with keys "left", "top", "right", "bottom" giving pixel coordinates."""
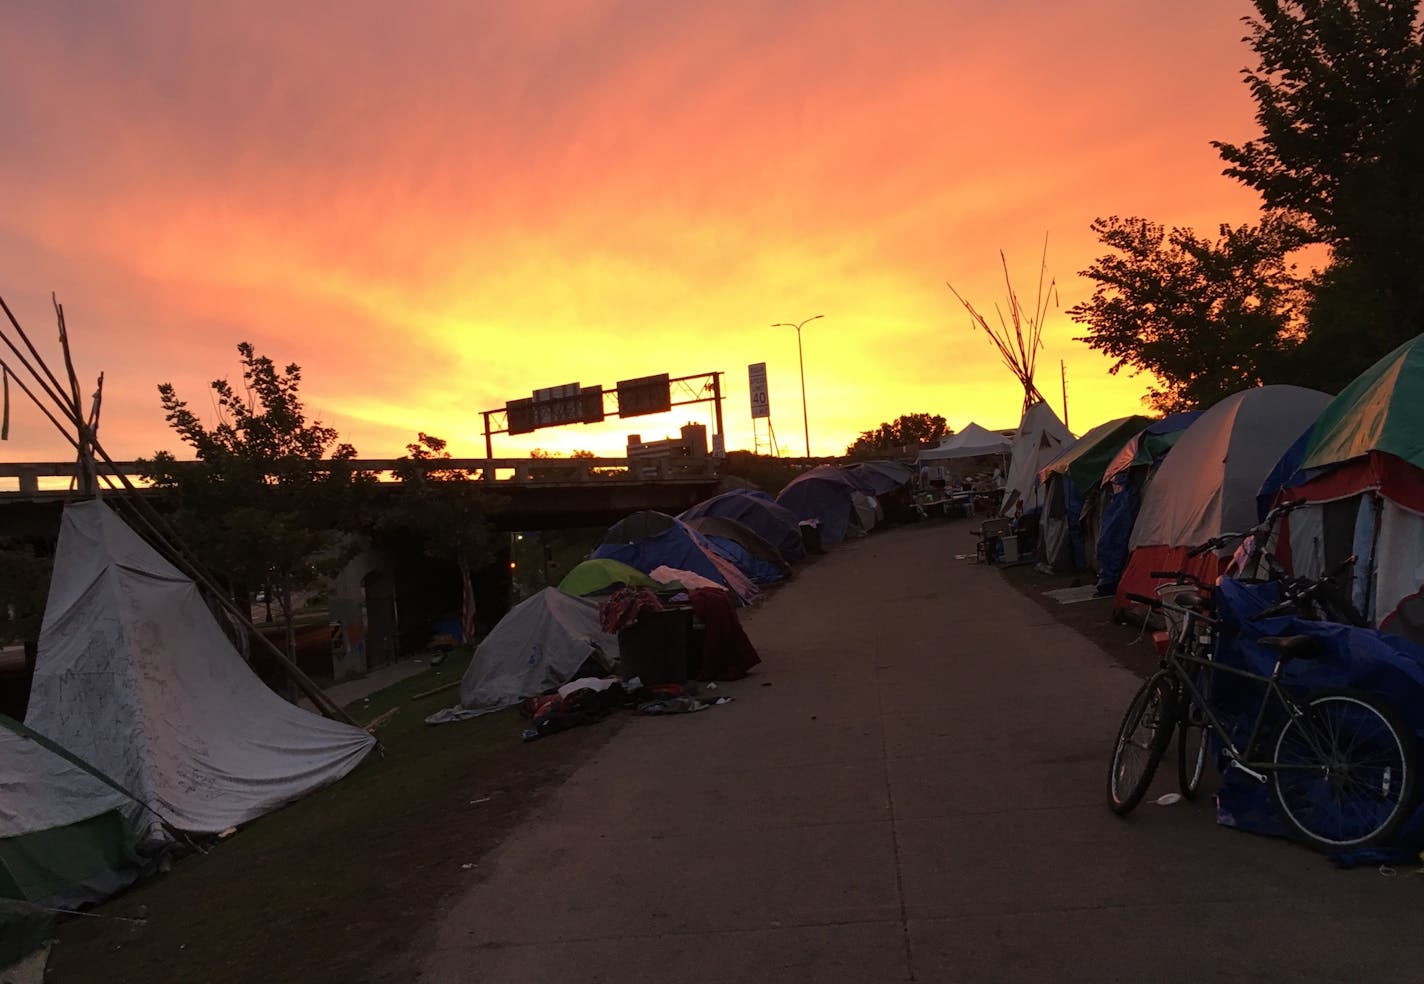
[
  {"left": 1178, "top": 592, "right": 1212, "bottom": 612},
  {"left": 1258, "top": 635, "right": 1326, "bottom": 661}
]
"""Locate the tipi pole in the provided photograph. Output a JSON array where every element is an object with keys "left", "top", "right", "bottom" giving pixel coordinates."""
[
  {"left": 53, "top": 297, "right": 94, "bottom": 496},
  {"left": 0, "top": 299, "right": 363, "bottom": 729},
  {"left": 1060, "top": 360, "right": 1069, "bottom": 431}
]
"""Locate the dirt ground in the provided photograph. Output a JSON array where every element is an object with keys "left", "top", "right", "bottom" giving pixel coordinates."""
[{"left": 46, "top": 654, "right": 622, "bottom": 984}]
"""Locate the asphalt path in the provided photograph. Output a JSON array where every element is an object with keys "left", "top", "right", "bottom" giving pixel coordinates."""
[{"left": 421, "top": 519, "right": 1422, "bottom": 983}]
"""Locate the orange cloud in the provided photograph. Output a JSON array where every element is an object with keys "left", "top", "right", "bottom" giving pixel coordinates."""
[{"left": 0, "top": 0, "right": 1269, "bottom": 464}]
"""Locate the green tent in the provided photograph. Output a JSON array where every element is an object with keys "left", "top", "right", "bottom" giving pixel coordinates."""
[
  {"left": 1, "top": 715, "right": 148, "bottom": 966},
  {"left": 558, "top": 558, "right": 662, "bottom": 597},
  {"left": 1039, "top": 415, "right": 1154, "bottom": 494}
]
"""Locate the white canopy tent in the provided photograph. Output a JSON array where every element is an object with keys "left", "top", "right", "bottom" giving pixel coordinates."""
[{"left": 916, "top": 423, "right": 1012, "bottom": 462}]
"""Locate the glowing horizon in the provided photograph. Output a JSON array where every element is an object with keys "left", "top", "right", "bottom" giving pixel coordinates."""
[{"left": 0, "top": 0, "right": 1269, "bottom": 463}]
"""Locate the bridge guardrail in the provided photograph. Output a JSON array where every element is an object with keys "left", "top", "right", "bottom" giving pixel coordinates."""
[{"left": 0, "top": 457, "right": 719, "bottom": 496}]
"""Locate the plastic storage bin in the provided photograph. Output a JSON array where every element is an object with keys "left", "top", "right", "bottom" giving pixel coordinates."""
[{"left": 618, "top": 608, "right": 690, "bottom": 685}]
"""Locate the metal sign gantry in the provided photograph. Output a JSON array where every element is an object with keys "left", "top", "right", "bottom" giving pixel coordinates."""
[{"left": 480, "top": 370, "right": 724, "bottom": 457}]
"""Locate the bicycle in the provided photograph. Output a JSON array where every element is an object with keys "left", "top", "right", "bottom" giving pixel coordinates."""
[
  {"left": 1135, "top": 567, "right": 1217, "bottom": 800},
  {"left": 1134, "top": 499, "right": 1306, "bottom": 802},
  {"left": 1107, "top": 508, "right": 1418, "bottom": 850}
]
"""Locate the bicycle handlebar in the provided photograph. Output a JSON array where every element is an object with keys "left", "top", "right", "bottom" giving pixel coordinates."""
[
  {"left": 1249, "top": 554, "right": 1359, "bottom": 622},
  {"left": 1185, "top": 499, "right": 1307, "bottom": 559},
  {"left": 1125, "top": 592, "right": 1162, "bottom": 609}
]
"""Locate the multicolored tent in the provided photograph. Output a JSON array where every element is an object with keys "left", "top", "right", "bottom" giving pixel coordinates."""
[
  {"left": 683, "top": 516, "right": 791, "bottom": 584},
  {"left": 594, "top": 511, "right": 759, "bottom": 603},
  {"left": 1274, "top": 335, "right": 1424, "bottom": 643},
  {"left": 1093, "top": 412, "right": 1200, "bottom": 595},
  {"left": 1115, "top": 386, "right": 1331, "bottom": 616}
]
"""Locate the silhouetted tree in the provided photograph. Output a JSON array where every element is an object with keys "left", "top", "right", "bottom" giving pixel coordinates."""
[
  {"left": 846, "top": 413, "right": 950, "bottom": 458},
  {"left": 1214, "top": 0, "right": 1424, "bottom": 388},
  {"left": 137, "top": 343, "right": 373, "bottom": 664},
  {"left": 1069, "top": 215, "right": 1307, "bottom": 413}
]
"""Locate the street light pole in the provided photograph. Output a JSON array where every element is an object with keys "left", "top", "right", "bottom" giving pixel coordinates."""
[{"left": 771, "top": 314, "right": 823, "bottom": 458}]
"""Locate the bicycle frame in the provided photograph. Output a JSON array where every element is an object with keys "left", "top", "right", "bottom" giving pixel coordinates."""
[{"left": 1165, "top": 623, "right": 1319, "bottom": 784}]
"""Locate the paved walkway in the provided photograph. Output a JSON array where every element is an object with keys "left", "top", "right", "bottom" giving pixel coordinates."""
[
  {"left": 297, "top": 659, "right": 429, "bottom": 712},
  {"left": 421, "top": 520, "right": 1422, "bottom": 983}
]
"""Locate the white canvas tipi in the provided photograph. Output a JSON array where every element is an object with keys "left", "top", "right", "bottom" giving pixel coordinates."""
[
  {"left": 25, "top": 500, "right": 376, "bottom": 844},
  {"left": 1001, "top": 401, "right": 1073, "bottom": 515}
]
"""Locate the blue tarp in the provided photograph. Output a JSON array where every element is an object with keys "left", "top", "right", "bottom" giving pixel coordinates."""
[
  {"left": 704, "top": 535, "right": 784, "bottom": 585},
  {"left": 1256, "top": 424, "right": 1315, "bottom": 521},
  {"left": 1094, "top": 477, "right": 1140, "bottom": 596},
  {"left": 679, "top": 490, "right": 805, "bottom": 561},
  {"left": 776, "top": 466, "right": 859, "bottom": 544},
  {"left": 1209, "top": 578, "right": 1424, "bottom": 862},
  {"left": 593, "top": 519, "right": 757, "bottom": 602}
]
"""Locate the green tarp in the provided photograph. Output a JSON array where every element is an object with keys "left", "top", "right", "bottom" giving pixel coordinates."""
[
  {"left": 1, "top": 810, "right": 141, "bottom": 906},
  {"left": 1303, "top": 333, "right": 1424, "bottom": 471},
  {"left": 1041, "top": 415, "right": 1153, "bottom": 494},
  {"left": 1, "top": 715, "right": 149, "bottom": 967}
]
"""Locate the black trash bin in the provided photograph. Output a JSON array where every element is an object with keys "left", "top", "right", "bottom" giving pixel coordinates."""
[
  {"left": 799, "top": 521, "right": 823, "bottom": 555},
  {"left": 618, "top": 608, "right": 690, "bottom": 685}
]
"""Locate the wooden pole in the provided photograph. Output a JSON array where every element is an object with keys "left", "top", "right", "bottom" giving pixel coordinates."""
[{"left": 1060, "top": 359, "right": 1070, "bottom": 431}]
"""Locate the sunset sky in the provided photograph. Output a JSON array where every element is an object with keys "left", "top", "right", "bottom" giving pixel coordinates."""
[{"left": 0, "top": 0, "right": 1271, "bottom": 464}]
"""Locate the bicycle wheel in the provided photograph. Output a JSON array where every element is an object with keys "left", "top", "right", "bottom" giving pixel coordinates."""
[
  {"left": 1108, "top": 671, "right": 1176, "bottom": 816},
  {"left": 1270, "top": 689, "right": 1418, "bottom": 850},
  {"left": 1177, "top": 708, "right": 1210, "bottom": 799},
  {"left": 1177, "top": 651, "right": 1213, "bottom": 799}
]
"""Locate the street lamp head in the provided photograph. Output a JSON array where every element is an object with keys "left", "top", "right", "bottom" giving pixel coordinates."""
[{"left": 772, "top": 314, "right": 824, "bottom": 330}]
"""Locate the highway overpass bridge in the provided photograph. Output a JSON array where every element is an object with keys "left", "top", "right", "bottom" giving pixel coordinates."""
[{"left": 0, "top": 457, "right": 727, "bottom": 539}]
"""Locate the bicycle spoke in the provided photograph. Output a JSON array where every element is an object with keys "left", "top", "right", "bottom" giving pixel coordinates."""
[{"left": 1272, "top": 693, "right": 1415, "bottom": 849}]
